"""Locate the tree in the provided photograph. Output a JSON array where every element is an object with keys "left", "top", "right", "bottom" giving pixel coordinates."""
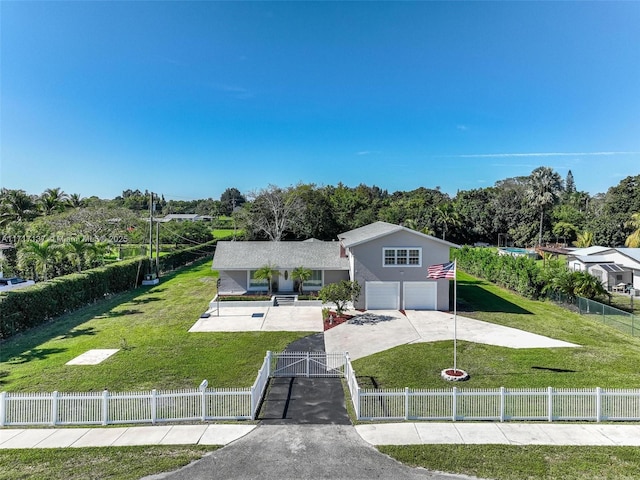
[
  {"left": 0, "top": 188, "right": 38, "bottom": 225},
  {"left": 573, "top": 231, "right": 594, "bottom": 248},
  {"left": 220, "top": 188, "right": 246, "bottom": 216},
  {"left": 565, "top": 170, "right": 576, "bottom": 195},
  {"left": 38, "top": 187, "right": 68, "bottom": 215},
  {"left": 525, "top": 167, "right": 563, "bottom": 246},
  {"left": 66, "top": 193, "right": 85, "bottom": 209},
  {"left": 85, "top": 241, "right": 109, "bottom": 268},
  {"left": 18, "top": 240, "right": 61, "bottom": 281},
  {"left": 291, "top": 266, "right": 312, "bottom": 294},
  {"left": 242, "top": 185, "right": 306, "bottom": 241},
  {"left": 433, "top": 203, "right": 461, "bottom": 241},
  {"left": 253, "top": 263, "right": 280, "bottom": 295},
  {"left": 623, "top": 213, "right": 640, "bottom": 248},
  {"left": 318, "top": 280, "right": 361, "bottom": 316},
  {"left": 65, "top": 238, "right": 89, "bottom": 272},
  {"left": 552, "top": 221, "right": 577, "bottom": 245}
]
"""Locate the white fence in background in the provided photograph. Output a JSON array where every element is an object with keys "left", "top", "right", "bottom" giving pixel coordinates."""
[{"left": 5, "top": 351, "right": 640, "bottom": 426}]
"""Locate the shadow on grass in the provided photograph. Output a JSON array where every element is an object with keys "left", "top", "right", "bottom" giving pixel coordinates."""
[
  {"left": 457, "top": 279, "right": 532, "bottom": 314},
  {"left": 131, "top": 296, "right": 162, "bottom": 305},
  {"left": 59, "top": 326, "right": 98, "bottom": 339},
  {"left": 7, "top": 347, "right": 68, "bottom": 364},
  {"left": 0, "top": 262, "right": 194, "bottom": 364},
  {"left": 0, "top": 370, "right": 8, "bottom": 386},
  {"left": 96, "top": 309, "right": 143, "bottom": 318}
]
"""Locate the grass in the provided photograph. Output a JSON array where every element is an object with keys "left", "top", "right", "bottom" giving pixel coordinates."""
[
  {"left": 353, "top": 271, "right": 640, "bottom": 389},
  {"left": 0, "top": 445, "right": 219, "bottom": 480},
  {"left": 0, "top": 258, "right": 308, "bottom": 392},
  {"left": 380, "top": 445, "right": 640, "bottom": 480},
  {"left": 213, "top": 229, "right": 240, "bottom": 239}
]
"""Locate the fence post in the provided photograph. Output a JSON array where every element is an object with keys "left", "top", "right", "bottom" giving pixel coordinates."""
[
  {"left": 405, "top": 387, "right": 410, "bottom": 421},
  {"left": 596, "top": 387, "right": 602, "bottom": 422},
  {"left": 499, "top": 387, "right": 506, "bottom": 422},
  {"left": 306, "top": 352, "right": 310, "bottom": 378},
  {"left": 102, "top": 389, "right": 109, "bottom": 426},
  {"left": 266, "top": 351, "right": 272, "bottom": 377},
  {"left": 151, "top": 389, "right": 157, "bottom": 425},
  {"left": 201, "top": 389, "right": 207, "bottom": 422},
  {"left": 355, "top": 384, "right": 361, "bottom": 420},
  {"left": 452, "top": 387, "right": 458, "bottom": 421},
  {"left": 547, "top": 387, "right": 553, "bottom": 422},
  {"left": 0, "top": 392, "right": 5, "bottom": 427},
  {"left": 51, "top": 391, "right": 58, "bottom": 426}
]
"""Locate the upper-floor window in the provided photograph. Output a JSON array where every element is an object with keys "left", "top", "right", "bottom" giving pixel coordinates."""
[{"left": 383, "top": 247, "right": 422, "bottom": 267}]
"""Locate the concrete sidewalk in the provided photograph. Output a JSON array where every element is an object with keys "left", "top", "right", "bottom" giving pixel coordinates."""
[{"left": 4, "top": 423, "right": 640, "bottom": 449}]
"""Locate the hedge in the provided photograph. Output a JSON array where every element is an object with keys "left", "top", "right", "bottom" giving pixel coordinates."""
[
  {"left": 452, "top": 246, "right": 545, "bottom": 300},
  {"left": 0, "top": 240, "right": 219, "bottom": 340}
]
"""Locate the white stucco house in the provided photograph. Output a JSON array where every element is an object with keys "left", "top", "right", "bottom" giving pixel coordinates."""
[
  {"left": 212, "top": 221, "right": 459, "bottom": 310},
  {"left": 567, "top": 246, "right": 640, "bottom": 294}
]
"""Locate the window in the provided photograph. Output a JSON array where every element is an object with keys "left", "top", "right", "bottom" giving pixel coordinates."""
[
  {"left": 306, "top": 270, "right": 323, "bottom": 287},
  {"left": 248, "top": 270, "right": 268, "bottom": 289},
  {"left": 383, "top": 248, "right": 421, "bottom": 267}
]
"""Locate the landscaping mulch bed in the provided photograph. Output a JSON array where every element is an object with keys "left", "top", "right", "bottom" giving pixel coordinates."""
[{"left": 323, "top": 311, "right": 354, "bottom": 331}]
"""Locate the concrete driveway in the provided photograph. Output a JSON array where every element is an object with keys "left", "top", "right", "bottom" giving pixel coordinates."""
[
  {"left": 324, "top": 310, "right": 578, "bottom": 360},
  {"left": 189, "top": 306, "right": 323, "bottom": 332}
]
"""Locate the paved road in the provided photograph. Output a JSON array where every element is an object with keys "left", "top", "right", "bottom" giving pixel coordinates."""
[{"left": 144, "top": 424, "right": 479, "bottom": 480}]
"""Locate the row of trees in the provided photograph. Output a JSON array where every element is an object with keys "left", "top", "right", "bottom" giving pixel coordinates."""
[{"left": 2, "top": 167, "right": 639, "bottom": 281}]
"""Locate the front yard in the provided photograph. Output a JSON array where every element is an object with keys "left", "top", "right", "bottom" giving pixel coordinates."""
[{"left": 0, "top": 258, "right": 307, "bottom": 392}]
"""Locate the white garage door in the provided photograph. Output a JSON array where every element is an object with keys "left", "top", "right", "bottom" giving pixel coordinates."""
[
  {"left": 365, "top": 282, "right": 400, "bottom": 310},
  {"left": 404, "top": 282, "right": 437, "bottom": 310}
]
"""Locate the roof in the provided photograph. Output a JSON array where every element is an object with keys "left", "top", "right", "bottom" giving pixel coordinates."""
[
  {"left": 212, "top": 241, "right": 349, "bottom": 270},
  {"left": 568, "top": 246, "right": 612, "bottom": 256},
  {"left": 616, "top": 248, "right": 640, "bottom": 265},
  {"left": 596, "top": 263, "right": 627, "bottom": 273},
  {"left": 573, "top": 255, "right": 615, "bottom": 264},
  {"left": 338, "top": 221, "right": 459, "bottom": 249}
]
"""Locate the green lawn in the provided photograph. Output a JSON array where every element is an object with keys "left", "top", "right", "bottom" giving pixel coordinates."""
[
  {"left": 0, "top": 258, "right": 307, "bottom": 392},
  {"left": 353, "top": 271, "right": 640, "bottom": 389},
  {"left": 0, "top": 446, "right": 219, "bottom": 480},
  {"left": 380, "top": 445, "right": 640, "bottom": 480}
]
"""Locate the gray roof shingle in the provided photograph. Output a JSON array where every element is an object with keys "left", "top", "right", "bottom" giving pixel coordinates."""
[
  {"left": 338, "top": 221, "right": 459, "bottom": 248},
  {"left": 213, "top": 241, "right": 349, "bottom": 270}
]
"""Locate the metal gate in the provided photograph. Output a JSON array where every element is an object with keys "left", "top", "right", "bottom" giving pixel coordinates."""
[{"left": 269, "top": 351, "right": 346, "bottom": 378}]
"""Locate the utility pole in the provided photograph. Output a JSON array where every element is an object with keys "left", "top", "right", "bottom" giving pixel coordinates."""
[{"left": 148, "top": 191, "right": 154, "bottom": 276}]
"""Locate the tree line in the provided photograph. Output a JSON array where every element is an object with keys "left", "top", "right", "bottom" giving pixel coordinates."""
[{"left": 1, "top": 167, "right": 639, "bottom": 281}]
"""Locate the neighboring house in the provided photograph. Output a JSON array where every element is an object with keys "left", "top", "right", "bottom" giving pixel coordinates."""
[
  {"left": 159, "top": 214, "right": 211, "bottom": 222},
  {"left": 567, "top": 247, "right": 640, "bottom": 293},
  {"left": 212, "top": 221, "right": 459, "bottom": 311}
]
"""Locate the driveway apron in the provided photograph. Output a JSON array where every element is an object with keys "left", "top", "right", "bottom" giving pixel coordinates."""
[
  {"left": 258, "top": 332, "right": 351, "bottom": 425},
  {"left": 148, "top": 424, "right": 478, "bottom": 480}
]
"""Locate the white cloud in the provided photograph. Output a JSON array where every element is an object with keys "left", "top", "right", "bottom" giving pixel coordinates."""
[{"left": 456, "top": 124, "right": 468, "bottom": 131}]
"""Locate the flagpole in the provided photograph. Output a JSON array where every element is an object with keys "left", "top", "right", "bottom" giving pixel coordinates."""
[{"left": 453, "top": 258, "right": 457, "bottom": 372}]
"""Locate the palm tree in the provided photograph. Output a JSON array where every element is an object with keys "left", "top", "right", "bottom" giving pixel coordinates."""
[
  {"left": 525, "top": 167, "right": 563, "bottom": 246},
  {"left": 66, "top": 193, "right": 85, "bottom": 209},
  {"left": 573, "top": 231, "right": 594, "bottom": 248},
  {"left": 65, "top": 239, "right": 89, "bottom": 272},
  {"left": 0, "top": 188, "right": 38, "bottom": 225},
  {"left": 38, "top": 188, "right": 68, "bottom": 215},
  {"left": 434, "top": 203, "right": 460, "bottom": 241},
  {"left": 574, "top": 271, "right": 609, "bottom": 300},
  {"left": 18, "top": 240, "right": 61, "bottom": 281},
  {"left": 624, "top": 213, "right": 640, "bottom": 248},
  {"left": 291, "top": 266, "right": 312, "bottom": 295},
  {"left": 253, "top": 263, "right": 280, "bottom": 295},
  {"left": 85, "top": 241, "right": 109, "bottom": 268}
]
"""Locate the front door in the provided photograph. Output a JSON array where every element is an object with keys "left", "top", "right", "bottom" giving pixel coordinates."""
[{"left": 279, "top": 269, "right": 294, "bottom": 292}]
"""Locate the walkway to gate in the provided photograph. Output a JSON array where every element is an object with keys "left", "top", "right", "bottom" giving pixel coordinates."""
[{"left": 258, "top": 333, "right": 351, "bottom": 425}]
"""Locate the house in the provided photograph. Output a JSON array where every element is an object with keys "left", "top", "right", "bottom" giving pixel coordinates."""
[
  {"left": 159, "top": 214, "right": 211, "bottom": 222},
  {"left": 212, "top": 221, "right": 459, "bottom": 310},
  {"left": 567, "top": 246, "right": 640, "bottom": 294}
]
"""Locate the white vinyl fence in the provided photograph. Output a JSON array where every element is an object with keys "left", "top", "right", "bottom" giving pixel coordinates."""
[{"left": 5, "top": 351, "right": 640, "bottom": 426}]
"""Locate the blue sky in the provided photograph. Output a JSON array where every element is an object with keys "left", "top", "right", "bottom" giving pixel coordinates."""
[{"left": 1, "top": 1, "right": 639, "bottom": 201}]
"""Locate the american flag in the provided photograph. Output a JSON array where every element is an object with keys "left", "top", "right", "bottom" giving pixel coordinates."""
[{"left": 427, "top": 261, "right": 456, "bottom": 279}]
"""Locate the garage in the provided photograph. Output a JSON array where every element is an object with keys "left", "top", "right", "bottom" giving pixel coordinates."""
[
  {"left": 403, "top": 281, "right": 437, "bottom": 310},
  {"left": 365, "top": 281, "right": 400, "bottom": 310}
]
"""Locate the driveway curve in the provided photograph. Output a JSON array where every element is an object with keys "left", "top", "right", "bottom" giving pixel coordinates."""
[{"left": 145, "top": 424, "right": 482, "bottom": 480}]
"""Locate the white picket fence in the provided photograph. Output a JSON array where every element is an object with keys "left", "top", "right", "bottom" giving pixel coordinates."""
[{"left": 5, "top": 351, "right": 640, "bottom": 426}]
